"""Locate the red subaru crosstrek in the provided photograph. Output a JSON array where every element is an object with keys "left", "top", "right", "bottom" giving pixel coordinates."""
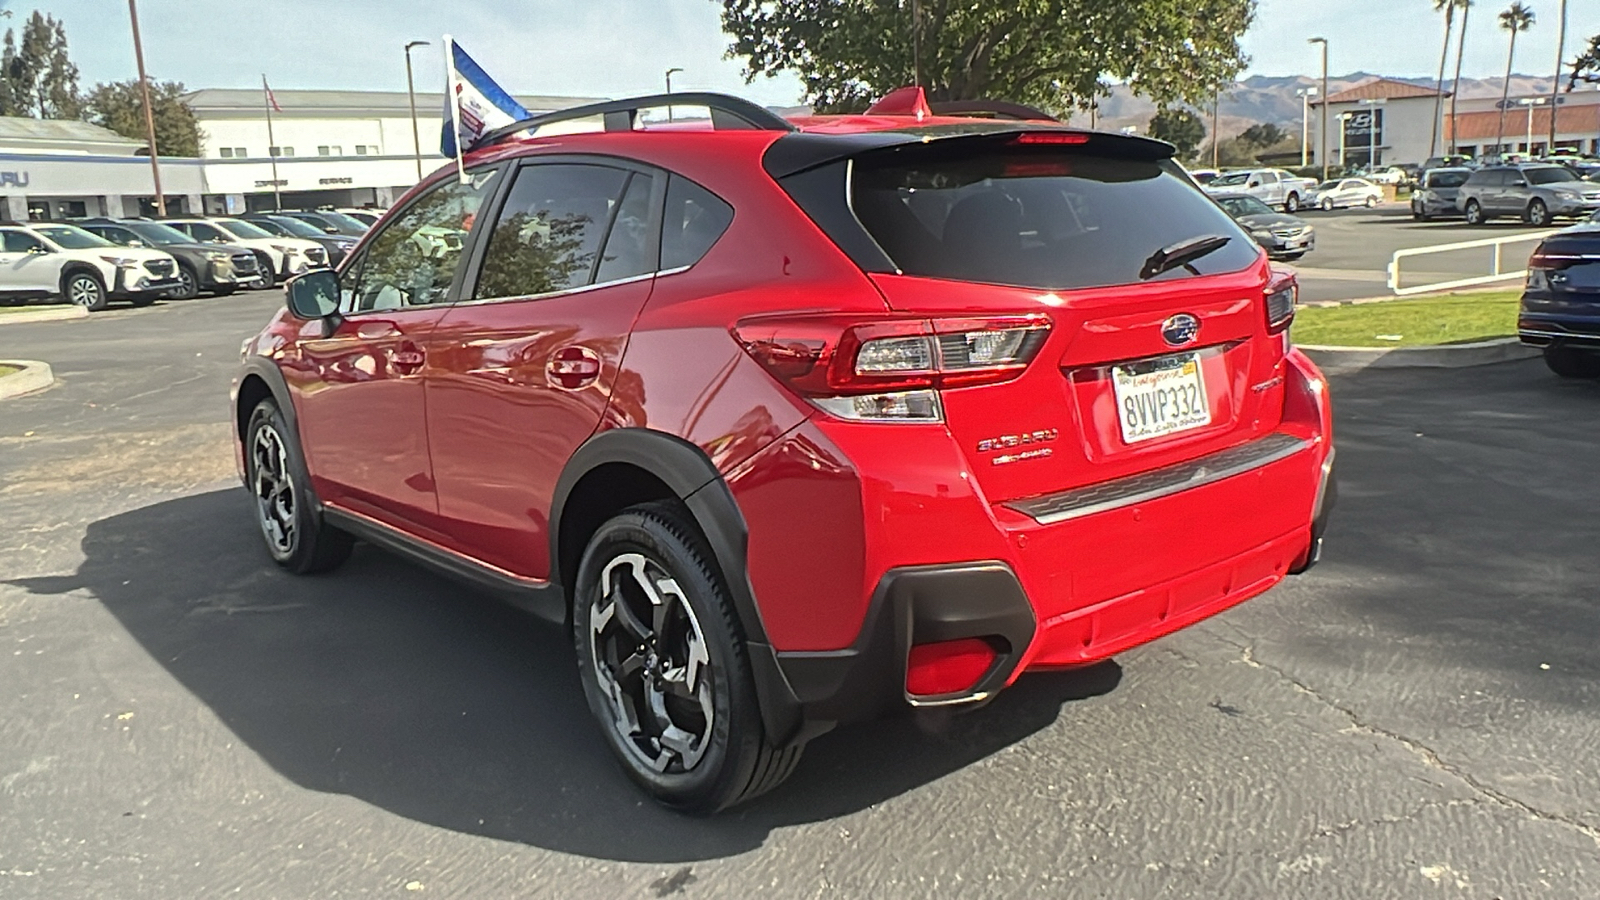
[{"left": 232, "top": 90, "right": 1335, "bottom": 813}]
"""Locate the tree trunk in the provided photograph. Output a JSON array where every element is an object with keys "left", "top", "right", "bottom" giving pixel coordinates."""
[
  {"left": 1449, "top": 3, "right": 1470, "bottom": 156},
  {"left": 1495, "top": 30, "right": 1518, "bottom": 153},
  {"left": 1549, "top": 0, "right": 1567, "bottom": 148},
  {"left": 1430, "top": 5, "right": 1455, "bottom": 160}
]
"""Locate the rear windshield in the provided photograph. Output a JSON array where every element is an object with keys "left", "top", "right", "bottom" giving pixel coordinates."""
[
  {"left": 1427, "top": 171, "right": 1470, "bottom": 188},
  {"left": 851, "top": 151, "right": 1260, "bottom": 289}
]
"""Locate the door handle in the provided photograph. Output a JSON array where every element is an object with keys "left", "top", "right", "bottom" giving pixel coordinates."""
[{"left": 547, "top": 345, "right": 602, "bottom": 390}]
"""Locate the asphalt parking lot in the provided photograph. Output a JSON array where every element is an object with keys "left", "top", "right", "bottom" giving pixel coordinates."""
[
  {"left": 2, "top": 291, "right": 1599, "bottom": 898},
  {"left": 1288, "top": 204, "right": 1554, "bottom": 303}
]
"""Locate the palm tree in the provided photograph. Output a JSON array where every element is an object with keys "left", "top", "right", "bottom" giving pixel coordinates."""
[
  {"left": 1428, "top": 0, "right": 1456, "bottom": 160},
  {"left": 1448, "top": 0, "right": 1474, "bottom": 156},
  {"left": 1494, "top": 2, "right": 1535, "bottom": 155},
  {"left": 1547, "top": 0, "right": 1567, "bottom": 149}
]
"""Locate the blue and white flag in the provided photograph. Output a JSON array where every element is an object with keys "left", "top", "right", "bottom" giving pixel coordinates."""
[{"left": 441, "top": 37, "right": 527, "bottom": 159}]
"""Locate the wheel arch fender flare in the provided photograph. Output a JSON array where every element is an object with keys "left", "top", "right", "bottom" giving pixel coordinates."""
[
  {"left": 233, "top": 359, "right": 308, "bottom": 495},
  {"left": 550, "top": 427, "right": 806, "bottom": 745}
]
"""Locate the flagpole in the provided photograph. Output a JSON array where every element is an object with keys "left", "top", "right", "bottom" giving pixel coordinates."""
[
  {"left": 444, "top": 35, "right": 469, "bottom": 185},
  {"left": 262, "top": 75, "right": 282, "bottom": 210}
]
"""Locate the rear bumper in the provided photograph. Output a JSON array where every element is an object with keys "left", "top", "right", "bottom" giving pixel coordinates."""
[{"left": 1519, "top": 311, "right": 1600, "bottom": 349}]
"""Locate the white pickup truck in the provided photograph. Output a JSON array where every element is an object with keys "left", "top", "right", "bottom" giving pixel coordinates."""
[{"left": 1203, "top": 168, "right": 1319, "bottom": 213}]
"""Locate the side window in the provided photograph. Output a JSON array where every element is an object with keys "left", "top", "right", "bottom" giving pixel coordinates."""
[
  {"left": 660, "top": 176, "right": 733, "bottom": 270},
  {"left": 346, "top": 168, "right": 502, "bottom": 312},
  {"left": 188, "top": 223, "right": 226, "bottom": 242},
  {"left": 1259, "top": 172, "right": 1279, "bottom": 185},
  {"left": 2, "top": 231, "right": 43, "bottom": 253},
  {"left": 474, "top": 163, "right": 630, "bottom": 300},
  {"left": 594, "top": 172, "right": 656, "bottom": 284},
  {"left": 104, "top": 227, "right": 139, "bottom": 246}
]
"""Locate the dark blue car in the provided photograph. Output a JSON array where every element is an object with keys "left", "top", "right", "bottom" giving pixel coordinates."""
[{"left": 1521, "top": 213, "right": 1600, "bottom": 378}]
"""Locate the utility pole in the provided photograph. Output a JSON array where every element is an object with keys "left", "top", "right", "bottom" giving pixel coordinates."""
[
  {"left": 405, "top": 40, "right": 430, "bottom": 181},
  {"left": 127, "top": 0, "right": 165, "bottom": 216},
  {"left": 1309, "top": 37, "right": 1329, "bottom": 180}
]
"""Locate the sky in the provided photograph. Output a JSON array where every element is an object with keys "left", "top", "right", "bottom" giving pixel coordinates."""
[{"left": 4, "top": 0, "right": 1599, "bottom": 106}]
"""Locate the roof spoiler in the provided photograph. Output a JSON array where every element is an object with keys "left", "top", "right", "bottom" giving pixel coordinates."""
[{"left": 475, "top": 91, "right": 796, "bottom": 149}]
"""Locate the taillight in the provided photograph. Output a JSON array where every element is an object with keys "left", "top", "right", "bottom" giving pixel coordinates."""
[
  {"left": 735, "top": 314, "right": 1051, "bottom": 422},
  {"left": 1265, "top": 269, "right": 1297, "bottom": 335}
]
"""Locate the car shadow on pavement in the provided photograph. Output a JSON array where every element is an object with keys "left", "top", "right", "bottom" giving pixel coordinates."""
[{"left": 7, "top": 488, "right": 1120, "bottom": 863}]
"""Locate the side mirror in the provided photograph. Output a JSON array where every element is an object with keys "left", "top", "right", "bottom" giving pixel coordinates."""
[
  {"left": 1512, "top": 179, "right": 1527, "bottom": 187},
  {"left": 26, "top": 244, "right": 51, "bottom": 255},
  {"left": 286, "top": 269, "right": 341, "bottom": 322}
]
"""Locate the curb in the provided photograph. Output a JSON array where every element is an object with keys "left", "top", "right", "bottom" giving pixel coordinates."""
[
  {"left": 0, "top": 359, "right": 54, "bottom": 399},
  {"left": 0, "top": 305, "right": 88, "bottom": 325},
  {"left": 1298, "top": 337, "right": 1539, "bottom": 374}
]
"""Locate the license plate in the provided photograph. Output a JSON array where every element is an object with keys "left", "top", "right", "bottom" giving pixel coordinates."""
[{"left": 1112, "top": 353, "right": 1210, "bottom": 444}]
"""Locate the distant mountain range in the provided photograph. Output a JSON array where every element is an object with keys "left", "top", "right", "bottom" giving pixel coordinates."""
[{"left": 1064, "top": 72, "right": 1568, "bottom": 139}]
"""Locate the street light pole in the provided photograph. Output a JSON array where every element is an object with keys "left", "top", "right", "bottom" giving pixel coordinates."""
[
  {"left": 1338, "top": 112, "right": 1351, "bottom": 169},
  {"left": 404, "top": 40, "right": 430, "bottom": 182},
  {"left": 1297, "top": 87, "right": 1318, "bottom": 167},
  {"left": 1518, "top": 97, "right": 1547, "bottom": 155},
  {"left": 664, "top": 67, "right": 683, "bottom": 123},
  {"left": 127, "top": 0, "right": 165, "bottom": 216},
  {"left": 1309, "top": 37, "right": 1329, "bottom": 180}
]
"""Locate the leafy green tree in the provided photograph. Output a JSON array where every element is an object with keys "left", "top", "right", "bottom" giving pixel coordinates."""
[
  {"left": 0, "top": 11, "right": 79, "bottom": 118},
  {"left": 1238, "top": 123, "right": 1286, "bottom": 148},
  {"left": 82, "top": 80, "right": 201, "bottom": 157},
  {"left": 714, "top": 0, "right": 1256, "bottom": 113},
  {"left": 1147, "top": 107, "right": 1205, "bottom": 159}
]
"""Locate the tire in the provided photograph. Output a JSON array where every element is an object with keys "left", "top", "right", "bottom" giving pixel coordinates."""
[
  {"left": 1320, "top": 197, "right": 1334, "bottom": 211},
  {"left": 1278, "top": 252, "right": 1306, "bottom": 261},
  {"left": 172, "top": 263, "right": 201, "bottom": 300},
  {"left": 1464, "top": 200, "right": 1485, "bottom": 225},
  {"left": 244, "top": 400, "right": 353, "bottom": 574},
  {"left": 1284, "top": 193, "right": 1300, "bottom": 213},
  {"left": 573, "top": 500, "right": 802, "bottom": 814},
  {"left": 128, "top": 294, "right": 158, "bottom": 308},
  {"left": 1525, "top": 199, "right": 1551, "bottom": 227},
  {"left": 211, "top": 285, "right": 237, "bottom": 297},
  {"left": 62, "top": 269, "right": 108, "bottom": 312},
  {"left": 1542, "top": 345, "right": 1600, "bottom": 379},
  {"left": 1364, "top": 194, "right": 1379, "bottom": 208}
]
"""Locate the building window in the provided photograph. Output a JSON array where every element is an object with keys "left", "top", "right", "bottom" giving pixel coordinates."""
[
  {"left": 355, "top": 145, "right": 377, "bottom": 156},
  {"left": 317, "top": 146, "right": 329, "bottom": 156},
  {"left": 220, "top": 147, "right": 233, "bottom": 158},
  {"left": 332, "top": 145, "right": 342, "bottom": 156},
  {"left": 234, "top": 147, "right": 246, "bottom": 157},
  {"left": 270, "top": 146, "right": 294, "bottom": 158}
]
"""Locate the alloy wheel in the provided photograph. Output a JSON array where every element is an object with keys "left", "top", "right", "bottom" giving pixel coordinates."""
[
  {"left": 251, "top": 424, "right": 297, "bottom": 555},
  {"left": 68, "top": 276, "right": 101, "bottom": 307},
  {"left": 177, "top": 267, "right": 198, "bottom": 299},
  {"left": 588, "top": 552, "right": 715, "bottom": 774}
]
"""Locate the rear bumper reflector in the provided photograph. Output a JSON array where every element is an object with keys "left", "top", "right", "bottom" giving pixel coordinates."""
[{"left": 1004, "top": 432, "right": 1312, "bottom": 525}]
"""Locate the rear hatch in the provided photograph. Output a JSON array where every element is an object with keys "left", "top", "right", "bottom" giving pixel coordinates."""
[
  {"left": 1526, "top": 226, "right": 1600, "bottom": 329},
  {"left": 772, "top": 128, "right": 1291, "bottom": 505}
]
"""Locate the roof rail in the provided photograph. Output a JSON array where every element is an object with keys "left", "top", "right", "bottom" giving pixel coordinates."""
[
  {"left": 478, "top": 91, "right": 796, "bottom": 148},
  {"left": 927, "top": 100, "right": 1059, "bottom": 122}
]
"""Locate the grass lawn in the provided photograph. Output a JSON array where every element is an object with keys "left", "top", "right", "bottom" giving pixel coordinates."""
[
  {"left": 0, "top": 364, "right": 19, "bottom": 378},
  {"left": 0, "top": 304, "right": 54, "bottom": 315},
  {"left": 1292, "top": 290, "right": 1520, "bottom": 348}
]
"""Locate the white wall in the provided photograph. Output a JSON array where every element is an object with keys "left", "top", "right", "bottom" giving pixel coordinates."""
[
  {"left": 1325, "top": 96, "right": 1441, "bottom": 165},
  {"left": 199, "top": 114, "right": 446, "bottom": 160}
]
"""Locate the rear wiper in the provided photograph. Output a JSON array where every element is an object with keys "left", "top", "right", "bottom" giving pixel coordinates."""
[{"left": 1140, "top": 233, "right": 1232, "bottom": 280}]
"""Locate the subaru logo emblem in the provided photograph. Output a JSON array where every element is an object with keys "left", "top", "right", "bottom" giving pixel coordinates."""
[{"left": 1161, "top": 314, "right": 1200, "bottom": 347}]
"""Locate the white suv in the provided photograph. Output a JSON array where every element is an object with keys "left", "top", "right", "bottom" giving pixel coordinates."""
[
  {"left": 0, "top": 223, "right": 182, "bottom": 312},
  {"left": 162, "top": 218, "right": 327, "bottom": 287}
]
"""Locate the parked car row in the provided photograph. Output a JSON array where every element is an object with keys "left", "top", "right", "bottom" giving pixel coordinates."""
[{"left": 0, "top": 208, "right": 384, "bottom": 312}]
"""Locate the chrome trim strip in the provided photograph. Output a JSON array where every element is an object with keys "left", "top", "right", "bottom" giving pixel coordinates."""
[
  {"left": 452, "top": 269, "right": 658, "bottom": 308},
  {"left": 1004, "top": 432, "right": 1313, "bottom": 525}
]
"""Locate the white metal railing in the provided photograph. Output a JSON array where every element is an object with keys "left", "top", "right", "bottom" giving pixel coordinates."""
[{"left": 1387, "top": 230, "right": 1559, "bottom": 296}]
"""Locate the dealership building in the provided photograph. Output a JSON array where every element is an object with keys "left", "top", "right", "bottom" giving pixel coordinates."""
[
  {"left": 0, "top": 88, "right": 597, "bottom": 222},
  {"left": 1310, "top": 77, "right": 1600, "bottom": 168}
]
